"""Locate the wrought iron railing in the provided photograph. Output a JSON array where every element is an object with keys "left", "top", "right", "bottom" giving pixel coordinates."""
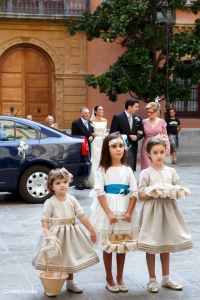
[{"left": 0, "top": 0, "right": 90, "bottom": 16}]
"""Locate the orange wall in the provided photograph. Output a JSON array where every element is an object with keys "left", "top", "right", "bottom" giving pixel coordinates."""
[
  {"left": 87, "top": 0, "right": 200, "bottom": 128},
  {"left": 176, "top": 8, "right": 200, "bottom": 23},
  {"left": 86, "top": 38, "right": 128, "bottom": 127}
]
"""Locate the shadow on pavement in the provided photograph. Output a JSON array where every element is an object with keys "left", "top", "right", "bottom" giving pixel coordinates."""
[{"left": 0, "top": 193, "right": 26, "bottom": 205}]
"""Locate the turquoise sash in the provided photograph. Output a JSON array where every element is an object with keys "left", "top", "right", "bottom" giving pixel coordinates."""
[{"left": 104, "top": 184, "right": 130, "bottom": 195}]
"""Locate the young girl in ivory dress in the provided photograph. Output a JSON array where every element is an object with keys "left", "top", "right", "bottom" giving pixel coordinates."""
[
  {"left": 138, "top": 134, "right": 193, "bottom": 293},
  {"left": 90, "top": 132, "right": 139, "bottom": 293},
  {"left": 32, "top": 168, "right": 99, "bottom": 296}
]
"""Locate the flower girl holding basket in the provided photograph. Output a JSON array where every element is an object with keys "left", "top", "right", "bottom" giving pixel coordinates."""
[
  {"left": 32, "top": 168, "right": 99, "bottom": 296},
  {"left": 90, "top": 132, "right": 139, "bottom": 293}
]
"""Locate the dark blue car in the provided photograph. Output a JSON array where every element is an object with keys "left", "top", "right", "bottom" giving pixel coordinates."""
[{"left": 0, "top": 116, "right": 91, "bottom": 203}]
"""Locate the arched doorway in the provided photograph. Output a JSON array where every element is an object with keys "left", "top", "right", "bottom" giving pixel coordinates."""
[{"left": 0, "top": 45, "right": 53, "bottom": 123}]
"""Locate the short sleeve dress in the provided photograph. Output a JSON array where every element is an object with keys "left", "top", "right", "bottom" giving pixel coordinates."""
[
  {"left": 140, "top": 118, "right": 168, "bottom": 170},
  {"left": 137, "top": 166, "right": 193, "bottom": 253},
  {"left": 32, "top": 194, "right": 99, "bottom": 273},
  {"left": 89, "top": 165, "right": 140, "bottom": 251}
]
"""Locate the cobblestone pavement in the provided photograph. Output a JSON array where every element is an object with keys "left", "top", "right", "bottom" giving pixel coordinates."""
[{"left": 0, "top": 153, "right": 199, "bottom": 300}]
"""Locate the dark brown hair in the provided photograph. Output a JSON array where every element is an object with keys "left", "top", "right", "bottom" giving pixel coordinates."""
[
  {"left": 94, "top": 105, "right": 101, "bottom": 116},
  {"left": 146, "top": 138, "right": 166, "bottom": 153},
  {"left": 99, "top": 132, "right": 127, "bottom": 172},
  {"left": 125, "top": 98, "right": 139, "bottom": 109}
]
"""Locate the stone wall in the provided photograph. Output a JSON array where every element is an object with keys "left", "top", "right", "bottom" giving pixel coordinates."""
[{"left": 178, "top": 129, "right": 200, "bottom": 152}]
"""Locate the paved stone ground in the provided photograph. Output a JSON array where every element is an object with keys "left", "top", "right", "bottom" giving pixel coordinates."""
[{"left": 0, "top": 153, "right": 200, "bottom": 300}]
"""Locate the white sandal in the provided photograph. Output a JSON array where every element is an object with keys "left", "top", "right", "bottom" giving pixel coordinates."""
[
  {"left": 147, "top": 281, "right": 159, "bottom": 293},
  {"left": 162, "top": 280, "right": 182, "bottom": 290}
]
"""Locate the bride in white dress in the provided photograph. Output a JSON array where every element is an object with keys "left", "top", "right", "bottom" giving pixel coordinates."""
[{"left": 87, "top": 106, "right": 107, "bottom": 187}]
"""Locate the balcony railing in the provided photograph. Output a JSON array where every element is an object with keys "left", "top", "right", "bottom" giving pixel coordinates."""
[{"left": 0, "top": 0, "right": 90, "bottom": 18}]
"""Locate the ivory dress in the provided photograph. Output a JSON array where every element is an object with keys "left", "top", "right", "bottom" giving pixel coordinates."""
[
  {"left": 87, "top": 121, "right": 107, "bottom": 187},
  {"left": 89, "top": 165, "right": 140, "bottom": 251},
  {"left": 32, "top": 195, "right": 99, "bottom": 273},
  {"left": 138, "top": 166, "right": 193, "bottom": 253}
]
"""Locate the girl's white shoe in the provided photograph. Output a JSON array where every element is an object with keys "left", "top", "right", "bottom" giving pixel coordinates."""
[
  {"left": 117, "top": 283, "right": 128, "bottom": 292},
  {"left": 106, "top": 282, "right": 120, "bottom": 292},
  {"left": 162, "top": 279, "right": 183, "bottom": 290},
  {"left": 66, "top": 282, "right": 83, "bottom": 293},
  {"left": 147, "top": 281, "right": 159, "bottom": 293}
]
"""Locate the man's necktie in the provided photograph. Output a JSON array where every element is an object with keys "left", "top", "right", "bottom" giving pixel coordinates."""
[
  {"left": 84, "top": 120, "right": 89, "bottom": 130},
  {"left": 128, "top": 115, "right": 133, "bottom": 130}
]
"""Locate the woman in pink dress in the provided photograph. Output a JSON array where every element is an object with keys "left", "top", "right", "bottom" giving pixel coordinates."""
[{"left": 140, "top": 102, "right": 170, "bottom": 170}]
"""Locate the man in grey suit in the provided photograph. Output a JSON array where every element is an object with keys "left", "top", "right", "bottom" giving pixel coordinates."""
[{"left": 110, "top": 98, "right": 144, "bottom": 172}]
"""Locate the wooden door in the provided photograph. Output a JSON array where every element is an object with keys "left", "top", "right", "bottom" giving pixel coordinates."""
[{"left": 0, "top": 46, "right": 52, "bottom": 123}]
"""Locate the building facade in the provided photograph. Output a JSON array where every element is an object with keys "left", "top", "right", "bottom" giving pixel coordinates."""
[
  {"left": 0, "top": 0, "right": 89, "bottom": 128},
  {"left": 88, "top": 0, "right": 200, "bottom": 128},
  {"left": 0, "top": 0, "right": 199, "bottom": 129}
]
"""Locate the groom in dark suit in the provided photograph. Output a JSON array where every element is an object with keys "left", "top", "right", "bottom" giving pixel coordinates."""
[
  {"left": 110, "top": 98, "right": 144, "bottom": 172},
  {"left": 71, "top": 107, "right": 94, "bottom": 189}
]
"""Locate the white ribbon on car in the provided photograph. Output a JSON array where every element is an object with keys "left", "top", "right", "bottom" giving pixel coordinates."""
[{"left": 18, "top": 141, "right": 29, "bottom": 159}]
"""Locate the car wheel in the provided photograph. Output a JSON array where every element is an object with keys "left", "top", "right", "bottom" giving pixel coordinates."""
[{"left": 19, "top": 165, "right": 52, "bottom": 204}]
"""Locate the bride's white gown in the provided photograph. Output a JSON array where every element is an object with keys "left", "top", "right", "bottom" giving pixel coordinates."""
[{"left": 87, "top": 121, "right": 107, "bottom": 187}]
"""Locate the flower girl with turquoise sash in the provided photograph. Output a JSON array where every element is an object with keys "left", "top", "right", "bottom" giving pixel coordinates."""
[{"left": 89, "top": 132, "right": 139, "bottom": 293}]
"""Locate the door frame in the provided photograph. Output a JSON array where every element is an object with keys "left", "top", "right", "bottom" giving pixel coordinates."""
[{"left": 0, "top": 43, "right": 55, "bottom": 120}]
